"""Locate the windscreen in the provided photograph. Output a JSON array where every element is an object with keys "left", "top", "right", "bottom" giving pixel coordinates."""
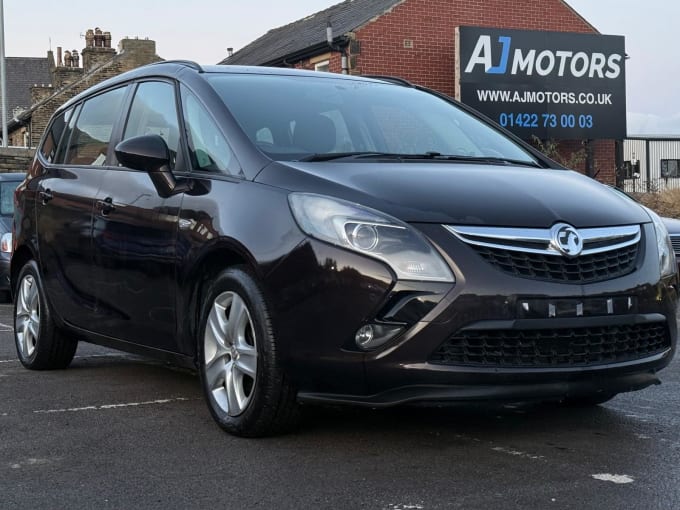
[{"left": 207, "top": 74, "right": 538, "bottom": 165}]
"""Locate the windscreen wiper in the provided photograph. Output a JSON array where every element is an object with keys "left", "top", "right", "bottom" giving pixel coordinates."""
[
  {"left": 297, "top": 152, "right": 396, "bottom": 162},
  {"left": 427, "top": 154, "right": 543, "bottom": 168},
  {"left": 298, "top": 151, "right": 541, "bottom": 167}
]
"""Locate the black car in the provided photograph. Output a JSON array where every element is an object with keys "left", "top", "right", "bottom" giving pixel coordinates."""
[
  {"left": 0, "top": 173, "right": 25, "bottom": 298},
  {"left": 12, "top": 62, "right": 678, "bottom": 437}
]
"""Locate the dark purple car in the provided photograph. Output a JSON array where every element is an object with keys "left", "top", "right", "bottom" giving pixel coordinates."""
[{"left": 11, "top": 62, "right": 679, "bottom": 436}]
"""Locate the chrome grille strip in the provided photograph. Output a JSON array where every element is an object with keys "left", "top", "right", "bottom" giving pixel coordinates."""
[{"left": 444, "top": 224, "right": 641, "bottom": 256}]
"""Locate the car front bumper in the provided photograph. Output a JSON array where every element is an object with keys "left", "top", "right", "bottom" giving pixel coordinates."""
[{"left": 267, "top": 224, "right": 679, "bottom": 406}]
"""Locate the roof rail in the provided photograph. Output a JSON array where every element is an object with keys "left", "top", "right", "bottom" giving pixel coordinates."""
[
  {"left": 362, "top": 75, "right": 413, "bottom": 87},
  {"left": 148, "top": 60, "right": 204, "bottom": 73}
]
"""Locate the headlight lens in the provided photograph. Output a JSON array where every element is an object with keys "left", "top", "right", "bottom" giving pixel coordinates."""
[
  {"left": 646, "top": 208, "right": 676, "bottom": 277},
  {"left": 289, "top": 193, "right": 454, "bottom": 282}
]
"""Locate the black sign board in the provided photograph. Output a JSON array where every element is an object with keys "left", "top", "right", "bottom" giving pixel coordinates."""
[{"left": 456, "top": 27, "right": 627, "bottom": 140}]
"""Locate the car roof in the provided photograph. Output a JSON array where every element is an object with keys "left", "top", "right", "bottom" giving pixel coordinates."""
[{"left": 56, "top": 62, "right": 398, "bottom": 114}]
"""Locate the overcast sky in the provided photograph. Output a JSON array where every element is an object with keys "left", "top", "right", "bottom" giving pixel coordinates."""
[{"left": 4, "top": 0, "right": 678, "bottom": 135}]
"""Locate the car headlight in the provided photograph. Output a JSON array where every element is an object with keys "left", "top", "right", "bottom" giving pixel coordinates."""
[
  {"left": 646, "top": 208, "right": 676, "bottom": 278},
  {"left": 289, "top": 193, "right": 454, "bottom": 282}
]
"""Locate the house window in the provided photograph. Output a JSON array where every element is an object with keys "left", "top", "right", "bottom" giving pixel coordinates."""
[
  {"left": 661, "top": 159, "right": 680, "bottom": 178},
  {"left": 314, "top": 60, "right": 330, "bottom": 73}
]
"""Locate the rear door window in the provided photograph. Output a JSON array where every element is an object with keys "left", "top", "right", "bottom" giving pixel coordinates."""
[
  {"left": 40, "top": 110, "right": 69, "bottom": 163},
  {"left": 64, "top": 87, "right": 127, "bottom": 166}
]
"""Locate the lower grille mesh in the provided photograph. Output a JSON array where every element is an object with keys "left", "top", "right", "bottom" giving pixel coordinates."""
[{"left": 430, "top": 323, "right": 670, "bottom": 367}]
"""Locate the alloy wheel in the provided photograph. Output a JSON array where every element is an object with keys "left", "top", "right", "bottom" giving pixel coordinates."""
[
  {"left": 16, "top": 275, "right": 40, "bottom": 359},
  {"left": 203, "top": 291, "right": 258, "bottom": 416}
]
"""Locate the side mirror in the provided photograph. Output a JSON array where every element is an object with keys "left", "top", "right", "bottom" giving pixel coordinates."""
[
  {"left": 115, "top": 135, "right": 189, "bottom": 197},
  {"left": 115, "top": 134, "right": 170, "bottom": 172}
]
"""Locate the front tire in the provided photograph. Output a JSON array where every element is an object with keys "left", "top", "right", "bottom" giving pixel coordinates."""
[
  {"left": 197, "top": 267, "right": 299, "bottom": 437},
  {"left": 14, "top": 260, "right": 77, "bottom": 370}
]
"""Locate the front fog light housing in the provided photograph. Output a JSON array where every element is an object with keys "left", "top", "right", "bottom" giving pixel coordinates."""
[{"left": 355, "top": 323, "right": 404, "bottom": 350}]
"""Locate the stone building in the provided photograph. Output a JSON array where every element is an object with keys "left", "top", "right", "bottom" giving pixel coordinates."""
[
  {"left": 5, "top": 57, "right": 52, "bottom": 147},
  {"left": 8, "top": 28, "right": 162, "bottom": 147},
  {"left": 221, "top": 0, "right": 618, "bottom": 184}
]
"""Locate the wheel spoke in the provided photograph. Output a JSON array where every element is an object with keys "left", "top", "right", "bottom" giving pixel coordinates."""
[
  {"left": 27, "top": 320, "right": 39, "bottom": 341},
  {"left": 18, "top": 277, "right": 31, "bottom": 315},
  {"left": 234, "top": 349, "right": 257, "bottom": 379},
  {"left": 226, "top": 294, "right": 247, "bottom": 346},
  {"left": 204, "top": 303, "right": 230, "bottom": 364},
  {"left": 27, "top": 279, "right": 39, "bottom": 313},
  {"left": 205, "top": 355, "right": 227, "bottom": 391},
  {"left": 224, "top": 361, "right": 243, "bottom": 415}
]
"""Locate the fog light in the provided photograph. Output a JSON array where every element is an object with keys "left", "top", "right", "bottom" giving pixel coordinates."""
[{"left": 355, "top": 323, "right": 404, "bottom": 350}]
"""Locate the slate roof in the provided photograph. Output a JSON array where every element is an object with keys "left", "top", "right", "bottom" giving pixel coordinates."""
[
  {"left": 220, "top": 0, "right": 405, "bottom": 66},
  {"left": 5, "top": 57, "right": 51, "bottom": 123}
]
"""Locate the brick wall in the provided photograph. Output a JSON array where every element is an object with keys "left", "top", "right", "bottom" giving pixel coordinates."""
[
  {"left": 0, "top": 147, "right": 33, "bottom": 174},
  {"left": 315, "top": 0, "right": 615, "bottom": 183}
]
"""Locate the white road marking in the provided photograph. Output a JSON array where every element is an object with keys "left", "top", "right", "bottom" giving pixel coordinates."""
[
  {"left": 492, "top": 446, "right": 545, "bottom": 460},
  {"left": 0, "top": 358, "right": 17, "bottom": 363},
  {"left": 9, "top": 458, "right": 51, "bottom": 469},
  {"left": 591, "top": 473, "right": 635, "bottom": 484},
  {"left": 452, "top": 433, "right": 546, "bottom": 462},
  {"left": 0, "top": 321, "right": 13, "bottom": 330},
  {"left": 33, "top": 397, "right": 192, "bottom": 414}
]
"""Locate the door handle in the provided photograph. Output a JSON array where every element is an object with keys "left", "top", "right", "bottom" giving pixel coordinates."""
[
  {"left": 96, "top": 197, "right": 116, "bottom": 216},
  {"left": 39, "top": 189, "right": 53, "bottom": 205}
]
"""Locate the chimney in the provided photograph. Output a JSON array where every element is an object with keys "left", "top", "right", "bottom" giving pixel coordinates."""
[
  {"left": 94, "top": 27, "right": 104, "bottom": 47},
  {"left": 57, "top": 46, "right": 63, "bottom": 67},
  {"left": 227, "top": 48, "right": 233, "bottom": 57},
  {"left": 81, "top": 27, "right": 116, "bottom": 72},
  {"left": 86, "top": 29, "right": 94, "bottom": 48}
]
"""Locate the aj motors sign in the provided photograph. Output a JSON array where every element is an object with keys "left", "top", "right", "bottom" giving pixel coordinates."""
[{"left": 456, "top": 27, "right": 626, "bottom": 140}]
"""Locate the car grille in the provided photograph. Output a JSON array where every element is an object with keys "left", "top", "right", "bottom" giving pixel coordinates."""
[
  {"left": 472, "top": 243, "right": 639, "bottom": 283},
  {"left": 444, "top": 224, "right": 641, "bottom": 284},
  {"left": 430, "top": 322, "right": 670, "bottom": 368}
]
